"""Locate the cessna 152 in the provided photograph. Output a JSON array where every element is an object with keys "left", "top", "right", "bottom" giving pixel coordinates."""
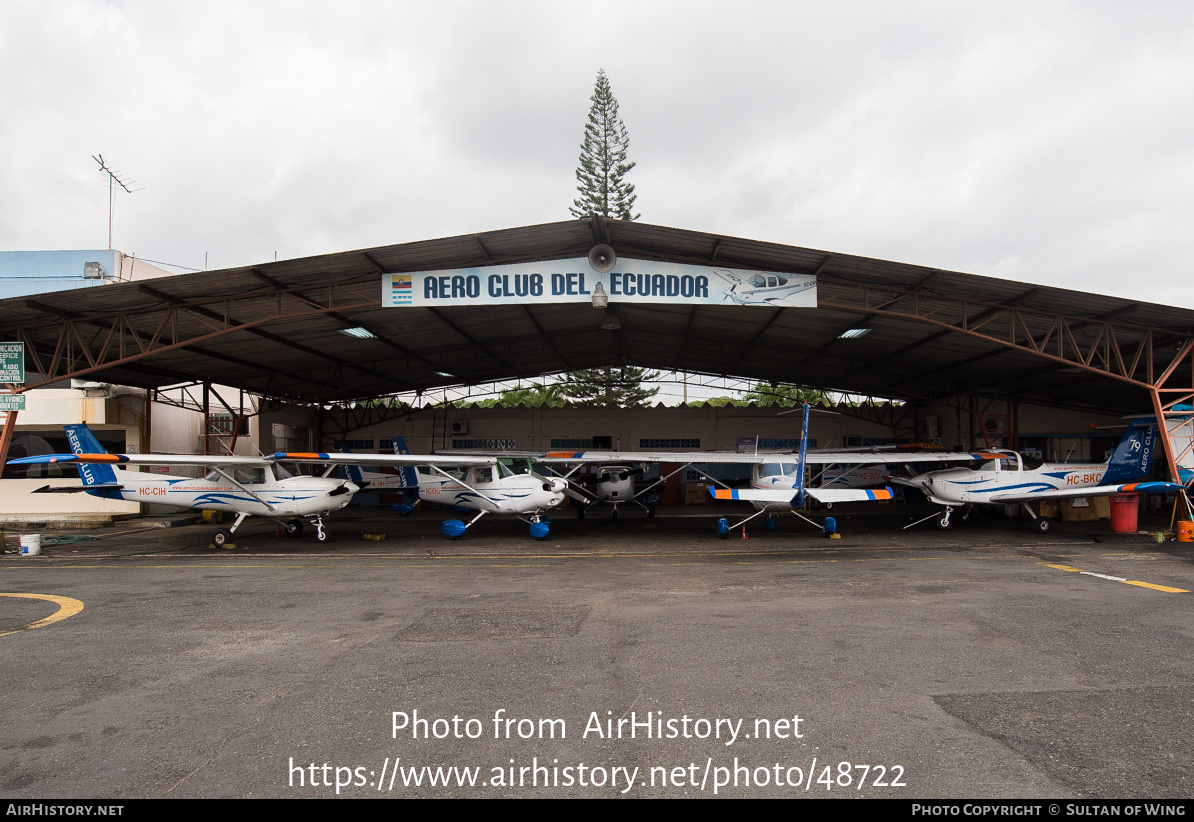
[
  {"left": 330, "top": 439, "right": 567, "bottom": 538},
  {"left": 892, "top": 417, "right": 1188, "bottom": 532},
  {"left": 533, "top": 404, "right": 984, "bottom": 536},
  {"left": 7, "top": 424, "right": 495, "bottom": 546}
]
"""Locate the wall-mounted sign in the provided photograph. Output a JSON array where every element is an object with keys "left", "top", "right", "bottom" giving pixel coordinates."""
[
  {"left": 0, "top": 342, "right": 24, "bottom": 384},
  {"left": 0, "top": 394, "right": 26, "bottom": 411},
  {"left": 384, "top": 258, "right": 816, "bottom": 309}
]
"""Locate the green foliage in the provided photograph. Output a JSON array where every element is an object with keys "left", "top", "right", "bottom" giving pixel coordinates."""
[
  {"left": 559, "top": 366, "right": 659, "bottom": 408},
  {"left": 740, "top": 384, "right": 835, "bottom": 407},
  {"left": 496, "top": 383, "right": 567, "bottom": 408},
  {"left": 456, "top": 383, "right": 566, "bottom": 409},
  {"left": 570, "top": 69, "right": 639, "bottom": 220}
]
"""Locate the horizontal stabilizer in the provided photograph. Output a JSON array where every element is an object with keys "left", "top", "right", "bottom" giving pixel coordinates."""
[
  {"left": 806, "top": 486, "right": 894, "bottom": 503},
  {"left": 709, "top": 487, "right": 797, "bottom": 503},
  {"left": 709, "top": 486, "right": 895, "bottom": 504},
  {"left": 33, "top": 483, "right": 124, "bottom": 494}
]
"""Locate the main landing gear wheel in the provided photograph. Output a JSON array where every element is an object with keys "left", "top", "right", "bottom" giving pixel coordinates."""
[
  {"left": 647, "top": 504, "right": 656, "bottom": 518},
  {"left": 212, "top": 528, "right": 235, "bottom": 549},
  {"left": 1033, "top": 517, "right": 1052, "bottom": 534},
  {"left": 285, "top": 519, "right": 304, "bottom": 537},
  {"left": 611, "top": 508, "right": 619, "bottom": 520}
]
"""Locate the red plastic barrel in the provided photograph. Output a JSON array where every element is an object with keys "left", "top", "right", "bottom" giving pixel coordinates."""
[{"left": 1109, "top": 494, "right": 1139, "bottom": 533}]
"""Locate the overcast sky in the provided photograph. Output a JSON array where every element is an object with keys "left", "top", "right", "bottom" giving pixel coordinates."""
[{"left": 3, "top": 0, "right": 1194, "bottom": 307}]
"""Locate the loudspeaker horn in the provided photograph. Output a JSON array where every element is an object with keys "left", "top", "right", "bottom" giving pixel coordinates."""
[{"left": 587, "top": 244, "right": 617, "bottom": 273}]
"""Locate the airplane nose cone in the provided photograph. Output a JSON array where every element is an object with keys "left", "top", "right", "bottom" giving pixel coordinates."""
[{"left": 548, "top": 478, "right": 568, "bottom": 494}]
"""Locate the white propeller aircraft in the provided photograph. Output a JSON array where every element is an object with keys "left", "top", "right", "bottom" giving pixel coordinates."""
[
  {"left": 892, "top": 418, "right": 1188, "bottom": 533},
  {"left": 712, "top": 269, "right": 816, "bottom": 306},
  {"left": 406, "top": 459, "right": 567, "bottom": 539},
  {"left": 533, "top": 404, "right": 984, "bottom": 537},
  {"left": 530, "top": 460, "right": 656, "bottom": 519},
  {"left": 7, "top": 424, "right": 495, "bottom": 547}
]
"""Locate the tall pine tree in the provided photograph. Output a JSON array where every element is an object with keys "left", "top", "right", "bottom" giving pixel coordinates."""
[
  {"left": 570, "top": 69, "right": 639, "bottom": 220},
  {"left": 559, "top": 366, "right": 659, "bottom": 408}
]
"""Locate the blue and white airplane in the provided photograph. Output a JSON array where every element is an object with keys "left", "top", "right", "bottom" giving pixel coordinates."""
[
  {"left": 893, "top": 418, "right": 1188, "bottom": 532},
  {"left": 7, "top": 424, "right": 495, "bottom": 547},
  {"left": 333, "top": 438, "right": 567, "bottom": 539},
  {"left": 536, "top": 404, "right": 981, "bottom": 536}
]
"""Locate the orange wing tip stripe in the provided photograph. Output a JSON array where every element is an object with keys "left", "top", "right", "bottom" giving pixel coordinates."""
[{"left": 711, "top": 489, "right": 737, "bottom": 500}]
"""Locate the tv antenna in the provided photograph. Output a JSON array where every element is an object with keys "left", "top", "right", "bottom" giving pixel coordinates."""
[{"left": 92, "top": 154, "right": 142, "bottom": 249}]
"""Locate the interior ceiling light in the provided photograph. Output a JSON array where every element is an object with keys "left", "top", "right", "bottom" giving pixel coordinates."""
[
  {"left": 435, "top": 371, "right": 455, "bottom": 378},
  {"left": 838, "top": 328, "right": 871, "bottom": 339},
  {"left": 591, "top": 282, "right": 609, "bottom": 308},
  {"left": 340, "top": 327, "right": 375, "bottom": 338}
]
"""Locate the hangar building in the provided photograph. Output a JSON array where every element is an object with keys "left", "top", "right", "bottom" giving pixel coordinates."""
[{"left": 1, "top": 217, "right": 1191, "bottom": 520}]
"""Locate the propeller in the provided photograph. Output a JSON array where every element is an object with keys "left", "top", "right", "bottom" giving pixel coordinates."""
[{"left": 328, "top": 482, "right": 359, "bottom": 497}]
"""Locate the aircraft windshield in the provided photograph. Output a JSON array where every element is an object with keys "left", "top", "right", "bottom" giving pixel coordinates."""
[
  {"left": 497, "top": 458, "right": 535, "bottom": 477},
  {"left": 760, "top": 462, "right": 799, "bottom": 477}
]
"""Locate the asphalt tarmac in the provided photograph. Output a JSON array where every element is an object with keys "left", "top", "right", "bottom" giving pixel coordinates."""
[{"left": 1, "top": 503, "right": 1192, "bottom": 799}]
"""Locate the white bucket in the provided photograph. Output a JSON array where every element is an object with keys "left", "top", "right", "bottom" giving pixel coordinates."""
[{"left": 19, "top": 534, "right": 41, "bottom": 556}]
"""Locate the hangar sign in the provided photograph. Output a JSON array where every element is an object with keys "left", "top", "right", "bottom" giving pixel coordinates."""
[{"left": 384, "top": 257, "right": 816, "bottom": 308}]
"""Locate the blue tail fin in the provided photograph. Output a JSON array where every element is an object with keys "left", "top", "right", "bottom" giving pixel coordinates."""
[
  {"left": 336, "top": 444, "right": 367, "bottom": 485},
  {"left": 63, "top": 423, "right": 119, "bottom": 488},
  {"left": 390, "top": 435, "right": 419, "bottom": 488},
  {"left": 794, "top": 402, "right": 810, "bottom": 507},
  {"left": 1100, "top": 419, "right": 1156, "bottom": 485}
]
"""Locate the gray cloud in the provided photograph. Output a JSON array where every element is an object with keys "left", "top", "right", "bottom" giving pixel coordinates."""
[{"left": 3, "top": 0, "right": 1192, "bottom": 305}]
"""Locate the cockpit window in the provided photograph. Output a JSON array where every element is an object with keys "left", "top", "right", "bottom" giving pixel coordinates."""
[{"left": 498, "top": 458, "right": 534, "bottom": 476}]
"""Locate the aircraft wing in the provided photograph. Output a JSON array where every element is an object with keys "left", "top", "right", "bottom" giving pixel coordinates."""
[
  {"left": 9, "top": 452, "right": 496, "bottom": 468},
  {"left": 8, "top": 453, "right": 273, "bottom": 467},
  {"left": 535, "top": 450, "right": 991, "bottom": 465},
  {"left": 266, "top": 452, "right": 497, "bottom": 467},
  {"left": 987, "top": 481, "right": 1187, "bottom": 503}
]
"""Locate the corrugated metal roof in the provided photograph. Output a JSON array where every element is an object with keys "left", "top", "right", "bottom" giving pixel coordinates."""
[{"left": 3, "top": 218, "right": 1190, "bottom": 413}]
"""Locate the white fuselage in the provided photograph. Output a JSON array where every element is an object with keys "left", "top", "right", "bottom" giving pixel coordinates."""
[
  {"left": 593, "top": 466, "right": 636, "bottom": 503},
  {"left": 111, "top": 469, "right": 356, "bottom": 518},
  {"left": 908, "top": 455, "right": 1107, "bottom": 506},
  {"left": 749, "top": 463, "right": 801, "bottom": 512},
  {"left": 417, "top": 468, "right": 565, "bottom": 515}
]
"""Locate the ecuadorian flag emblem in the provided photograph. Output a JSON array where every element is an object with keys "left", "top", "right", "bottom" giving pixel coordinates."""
[{"left": 391, "top": 274, "right": 413, "bottom": 305}]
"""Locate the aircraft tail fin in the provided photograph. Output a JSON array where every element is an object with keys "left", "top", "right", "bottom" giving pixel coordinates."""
[
  {"left": 335, "top": 444, "right": 367, "bottom": 486},
  {"left": 793, "top": 402, "right": 811, "bottom": 507},
  {"left": 63, "top": 423, "right": 120, "bottom": 490},
  {"left": 390, "top": 435, "right": 419, "bottom": 488},
  {"left": 1101, "top": 418, "right": 1157, "bottom": 485}
]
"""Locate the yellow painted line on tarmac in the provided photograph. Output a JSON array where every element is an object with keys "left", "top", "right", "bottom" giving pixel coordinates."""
[
  {"left": 1123, "top": 580, "right": 1189, "bottom": 593},
  {"left": 0, "top": 593, "right": 85, "bottom": 636},
  {"left": 1041, "top": 563, "right": 1188, "bottom": 593}
]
